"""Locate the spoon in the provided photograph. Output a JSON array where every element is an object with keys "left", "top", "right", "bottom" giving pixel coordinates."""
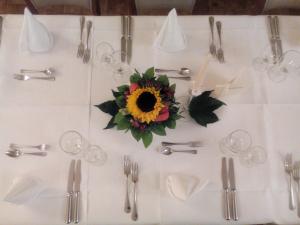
[
  {"left": 158, "top": 75, "right": 191, "bottom": 81},
  {"left": 10, "top": 143, "right": 50, "bottom": 151},
  {"left": 162, "top": 141, "right": 202, "bottom": 148},
  {"left": 5, "top": 149, "right": 47, "bottom": 158},
  {"left": 160, "top": 146, "right": 197, "bottom": 155},
  {"left": 14, "top": 74, "right": 55, "bottom": 81},
  {"left": 20, "top": 68, "right": 55, "bottom": 76},
  {"left": 155, "top": 67, "right": 191, "bottom": 76}
]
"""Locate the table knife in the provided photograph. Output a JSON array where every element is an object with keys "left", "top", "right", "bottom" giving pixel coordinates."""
[
  {"left": 66, "top": 160, "right": 75, "bottom": 224},
  {"left": 121, "top": 16, "right": 127, "bottom": 62},
  {"left": 268, "top": 16, "right": 277, "bottom": 64},
  {"left": 0, "top": 16, "right": 3, "bottom": 46},
  {"left": 221, "top": 157, "right": 231, "bottom": 220},
  {"left": 273, "top": 16, "right": 283, "bottom": 60},
  {"left": 73, "top": 160, "right": 81, "bottom": 223},
  {"left": 229, "top": 158, "right": 238, "bottom": 221},
  {"left": 126, "top": 16, "right": 132, "bottom": 64}
]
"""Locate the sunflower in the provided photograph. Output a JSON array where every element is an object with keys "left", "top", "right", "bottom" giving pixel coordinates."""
[{"left": 126, "top": 87, "right": 163, "bottom": 124}]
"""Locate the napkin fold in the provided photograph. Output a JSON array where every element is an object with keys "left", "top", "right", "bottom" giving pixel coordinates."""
[
  {"left": 19, "top": 7, "right": 53, "bottom": 53},
  {"left": 4, "top": 176, "right": 45, "bottom": 204},
  {"left": 153, "top": 8, "right": 186, "bottom": 52},
  {"left": 166, "top": 174, "right": 208, "bottom": 201}
]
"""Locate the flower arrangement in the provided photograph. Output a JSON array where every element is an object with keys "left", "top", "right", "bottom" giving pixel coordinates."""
[{"left": 95, "top": 67, "right": 181, "bottom": 148}]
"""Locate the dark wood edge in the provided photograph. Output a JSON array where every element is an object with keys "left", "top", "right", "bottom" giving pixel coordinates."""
[{"left": 24, "top": 0, "right": 39, "bottom": 14}]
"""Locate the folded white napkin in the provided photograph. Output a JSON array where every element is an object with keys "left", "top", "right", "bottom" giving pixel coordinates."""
[
  {"left": 4, "top": 176, "right": 46, "bottom": 204},
  {"left": 166, "top": 174, "right": 208, "bottom": 201},
  {"left": 153, "top": 8, "right": 186, "bottom": 52},
  {"left": 19, "top": 7, "right": 54, "bottom": 53}
]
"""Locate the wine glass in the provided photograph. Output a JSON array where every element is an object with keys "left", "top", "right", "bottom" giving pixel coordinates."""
[
  {"left": 111, "top": 50, "right": 133, "bottom": 84},
  {"left": 239, "top": 145, "right": 267, "bottom": 167},
  {"left": 95, "top": 42, "right": 114, "bottom": 65},
  {"left": 59, "top": 130, "right": 89, "bottom": 155},
  {"left": 252, "top": 45, "right": 277, "bottom": 72},
  {"left": 84, "top": 145, "right": 107, "bottom": 166}
]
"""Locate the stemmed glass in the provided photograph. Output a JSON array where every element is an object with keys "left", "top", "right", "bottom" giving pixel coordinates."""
[{"left": 252, "top": 45, "right": 277, "bottom": 72}]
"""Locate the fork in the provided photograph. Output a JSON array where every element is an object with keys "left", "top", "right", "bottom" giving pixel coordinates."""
[
  {"left": 123, "top": 155, "right": 131, "bottom": 213},
  {"left": 131, "top": 162, "right": 138, "bottom": 221},
  {"left": 216, "top": 21, "right": 225, "bottom": 63},
  {"left": 285, "top": 153, "right": 296, "bottom": 210},
  {"left": 77, "top": 16, "right": 85, "bottom": 58},
  {"left": 83, "top": 21, "right": 92, "bottom": 64},
  {"left": 161, "top": 141, "right": 202, "bottom": 148},
  {"left": 209, "top": 16, "right": 216, "bottom": 57},
  {"left": 293, "top": 161, "right": 300, "bottom": 217}
]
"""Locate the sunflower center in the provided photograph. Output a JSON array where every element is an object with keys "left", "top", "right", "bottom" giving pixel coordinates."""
[{"left": 136, "top": 92, "right": 157, "bottom": 112}]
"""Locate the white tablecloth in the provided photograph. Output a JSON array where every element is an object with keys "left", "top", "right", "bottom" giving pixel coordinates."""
[{"left": 0, "top": 14, "right": 299, "bottom": 225}]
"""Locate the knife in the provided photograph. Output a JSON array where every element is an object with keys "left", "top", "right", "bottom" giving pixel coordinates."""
[
  {"left": 73, "top": 160, "right": 81, "bottom": 223},
  {"left": 121, "top": 16, "right": 127, "bottom": 62},
  {"left": 0, "top": 16, "right": 3, "bottom": 46},
  {"left": 273, "top": 16, "right": 283, "bottom": 61},
  {"left": 229, "top": 158, "right": 238, "bottom": 221},
  {"left": 126, "top": 16, "right": 132, "bottom": 64},
  {"left": 268, "top": 16, "right": 277, "bottom": 64},
  {"left": 66, "top": 160, "right": 75, "bottom": 224},
  {"left": 221, "top": 157, "right": 231, "bottom": 220}
]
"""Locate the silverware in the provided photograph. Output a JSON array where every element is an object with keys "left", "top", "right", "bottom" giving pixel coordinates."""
[
  {"left": 221, "top": 157, "right": 231, "bottom": 220},
  {"left": 160, "top": 146, "right": 197, "bottom": 155},
  {"left": 131, "top": 162, "right": 138, "bottom": 221},
  {"left": 229, "top": 158, "right": 238, "bottom": 221},
  {"left": 5, "top": 149, "right": 47, "bottom": 157},
  {"left": 20, "top": 68, "right": 54, "bottom": 76},
  {"left": 216, "top": 21, "right": 224, "bottom": 63},
  {"left": 209, "top": 16, "right": 216, "bottom": 57},
  {"left": 73, "top": 160, "right": 81, "bottom": 223},
  {"left": 66, "top": 160, "right": 75, "bottom": 224},
  {"left": 293, "top": 161, "right": 300, "bottom": 217},
  {"left": 9, "top": 143, "right": 50, "bottom": 151},
  {"left": 121, "top": 16, "right": 127, "bottom": 62},
  {"left": 268, "top": 16, "right": 278, "bottom": 64},
  {"left": 124, "top": 155, "right": 131, "bottom": 213},
  {"left": 126, "top": 16, "right": 132, "bottom": 64},
  {"left": 0, "top": 16, "right": 3, "bottom": 46},
  {"left": 14, "top": 74, "right": 55, "bottom": 81},
  {"left": 161, "top": 141, "right": 202, "bottom": 148},
  {"left": 155, "top": 67, "right": 191, "bottom": 76},
  {"left": 274, "top": 16, "right": 283, "bottom": 60},
  {"left": 77, "top": 16, "right": 85, "bottom": 58},
  {"left": 285, "top": 153, "right": 296, "bottom": 210},
  {"left": 83, "top": 21, "right": 92, "bottom": 64},
  {"left": 159, "top": 75, "right": 191, "bottom": 81}
]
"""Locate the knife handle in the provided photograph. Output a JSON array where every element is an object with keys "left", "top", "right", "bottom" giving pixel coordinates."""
[
  {"left": 121, "top": 16, "right": 126, "bottom": 36},
  {"left": 223, "top": 189, "right": 231, "bottom": 220},
  {"left": 231, "top": 189, "right": 238, "bottom": 221},
  {"left": 268, "top": 16, "right": 276, "bottom": 38},
  {"left": 74, "top": 191, "right": 80, "bottom": 223},
  {"left": 127, "top": 16, "right": 132, "bottom": 38},
  {"left": 274, "top": 16, "right": 280, "bottom": 37},
  {"left": 65, "top": 193, "right": 73, "bottom": 224}
]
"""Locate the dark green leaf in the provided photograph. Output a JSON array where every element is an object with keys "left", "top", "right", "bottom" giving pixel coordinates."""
[
  {"left": 141, "top": 131, "right": 153, "bottom": 148},
  {"left": 152, "top": 124, "right": 166, "bottom": 136},
  {"left": 114, "top": 112, "right": 125, "bottom": 124},
  {"left": 130, "top": 73, "right": 142, "bottom": 83},
  {"left": 116, "top": 95, "right": 126, "bottom": 108},
  {"left": 104, "top": 117, "right": 116, "bottom": 129},
  {"left": 117, "top": 85, "right": 129, "bottom": 93},
  {"left": 112, "top": 90, "right": 121, "bottom": 98},
  {"left": 117, "top": 118, "right": 131, "bottom": 130},
  {"left": 95, "top": 100, "right": 119, "bottom": 116},
  {"left": 170, "top": 83, "right": 176, "bottom": 92},
  {"left": 193, "top": 112, "right": 219, "bottom": 127},
  {"left": 157, "top": 75, "right": 169, "bottom": 86},
  {"left": 143, "top": 67, "right": 155, "bottom": 80},
  {"left": 166, "top": 119, "right": 176, "bottom": 129},
  {"left": 131, "top": 128, "right": 142, "bottom": 141}
]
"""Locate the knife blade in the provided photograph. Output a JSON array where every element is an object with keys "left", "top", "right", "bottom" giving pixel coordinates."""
[
  {"left": 121, "top": 16, "right": 127, "bottom": 62},
  {"left": 126, "top": 16, "right": 132, "bottom": 64},
  {"left": 66, "top": 160, "right": 75, "bottom": 224},
  {"left": 0, "top": 16, "right": 3, "bottom": 46},
  {"left": 229, "top": 158, "right": 238, "bottom": 221},
  {"left": 73, "top": 160, "right": 81, "bottom": 223},
  {"left": 273, "top": 16, "right": 283, "bottom": 60},
  {"left": 221, "top": 157, "right": 230, "bottom": 220}
]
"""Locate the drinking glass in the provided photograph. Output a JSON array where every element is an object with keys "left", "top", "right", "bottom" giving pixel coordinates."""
[
  {"left": 59, "top": 130, "right": 89, "bottom": 155},
  {"left": 96, "top": 42, "right": 114, "bottom": 65},
  {"left": 252, "top": 45, "right": 277, "bottom": 72},
  {"left": 219, "top": 129, "right": 252, "bottom": 156},
  {"left": 239, "top": 145, "right": 267, "bottom": 167},
  {"left": 111, "top": 50, "right": 133, "bottom": 84},
  {"left": 267, "top": 50, "right": 300, "bottom": 83},
  {"left": 84, "top": 145, "right": 107, "bottom": 166}
]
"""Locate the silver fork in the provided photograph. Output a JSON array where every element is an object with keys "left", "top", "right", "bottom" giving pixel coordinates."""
[
  {"left": 77, "top": 16, "right": 85, "bottom": 58},
  {"left": 161, "top": 141, "right": 202, "bottom": 148},
  {"left": 131, "top": 162, "right": 138, "bottom": 221},
  {"left": 83, "top": 21, "right": 92, "bottom": 64},
  {"left": 293, "top": 161, "right": 300, "bottom": 217},
  {"left": 209, "top": 16, "right": 216, "bottom": 57},
  {"left": 216, "top": 21, "right": 225, "bottom": 63},
  {"left": 124, "top": 155, "right": 131, "bottom": 213},
  {"left": 285, "top": 153, "right": 296, "bottom": 210}
]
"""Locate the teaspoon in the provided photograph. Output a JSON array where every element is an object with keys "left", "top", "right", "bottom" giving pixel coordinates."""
[
  {"left": 155, "top": 67, "right": 191, "bottom": 76},
  {"left": 10, "top": 143, "right": 50, "bottom": 151},
  {"left": 5, "top": 149, "right": 47, "bottom": 158},
  {"left": 20, "top": 68, "right": 55, "bottom": 76},
  {"left": 159, "top": 146, "right": 197, "bottom": 155},
  {"left": 14, "top": 74, "right": 55, "bottom": 81}
]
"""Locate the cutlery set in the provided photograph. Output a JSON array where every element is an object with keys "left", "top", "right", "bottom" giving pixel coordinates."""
[
  {"left": 77, "top": 16, "right": 92, "bottom": 64},
  {"left": 14, "top": 67, "right": 55, "bottom": 81},
  {"left": 66, "top": 160, "right": 82, "bottom": 224},
  {"left": 155, "top": 67, "right": 192, "bottom": 81},
  {"left": 0, "top": 16, "right": 3, "bottom": 46},
  {"left": 284, "top": 153, "right": 300, "bottom": 217},
  {"left": 268, "top": 15, "right": 282, "bottom": 64},
  {"left": 123, "top": 156, "right": 139, "bottom": 221},
  {"left": 209, "top": 16, "right": 225, "bottom": 63},
  {"left": 159, "top": 141, "right": 202, "bottom": 155},
  {"left": 5, "top": 143, "right": 50, "bottom": 158},
  {"left": 121, "top": 16, "right": 133, "bottom": 64},
  {"left": 221, "top": 157, "right": 238, "bottom": 221}
]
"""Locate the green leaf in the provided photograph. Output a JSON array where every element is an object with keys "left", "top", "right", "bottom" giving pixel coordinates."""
[
  {"left": 143, "top": 67, "right": 155, "bottom": 80},
  {"left": 112, "top": 90, "right": 121, "bottom": 98},
  {"left": 117, "top": 118, "right": 131, "bottom": 130},
  {"left": 116, "top": 95, "right": 126, "bottom": 108},
  {"left": 104, "top": 117, "right": 116, "bottom": 129},
  {"left": 131, "top": 128, "right": 142, "bottom": 141},
  {"left": 193, "top": 112, "right": 219, "bottom": 127},
  {"left": 95, "top": 100, "right": 119, "bottom": 116},
  {"left": 152, "top": 124, "right": 166, "bottom": 136},
  {"left": 157, "top": 75, "right": 169, "bottom": 86},
  {"left": 166, "top": 119, "right": 176, "bottom": 129},
  {"left": 114, "top": 112, "right": 124, "bottom": 124},
  {"left": 141, "top": 131, "right": 153, "bottom": 148},
  {"left": 117, "top": 85, "right": 129, "bottom": 93},
  {"left": 170, "top": 83, "right": 176, "bottom": 92},
  {"left": 130, "top": 73, "right": 142, "bottom": 83}
]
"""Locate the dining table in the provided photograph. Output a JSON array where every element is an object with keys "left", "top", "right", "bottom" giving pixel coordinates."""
[{"left": 0, "top": 13, "right": 300, "bottom": 225}]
